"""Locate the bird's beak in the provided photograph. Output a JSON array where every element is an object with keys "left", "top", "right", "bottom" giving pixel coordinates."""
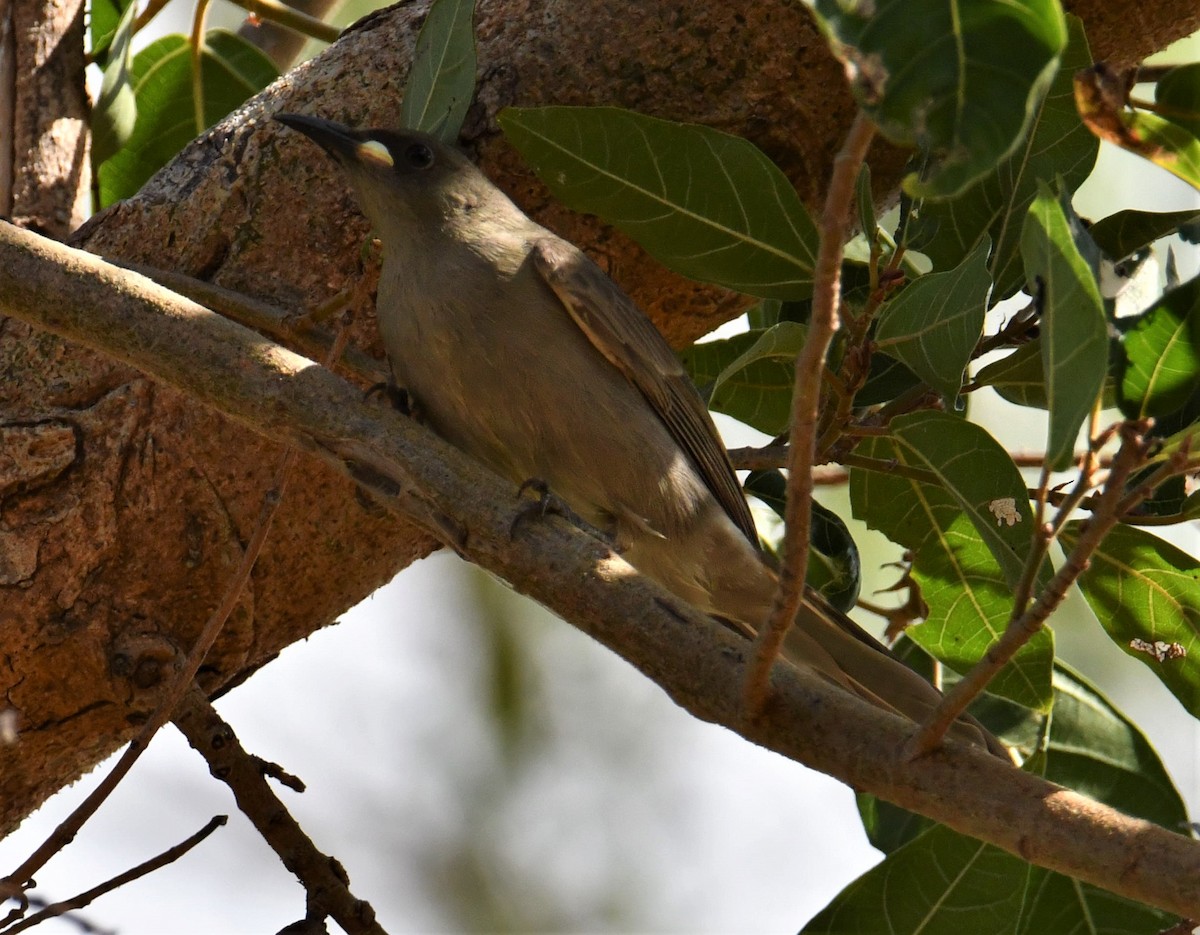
[{"left": 278, "top": 112, "right": 367, "bottom": 163}]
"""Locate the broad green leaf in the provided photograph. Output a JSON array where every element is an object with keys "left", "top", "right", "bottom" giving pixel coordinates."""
[
  {"left": 1062, "top": 522, "right": 1200, "bottom": 715},
  {"left": 1088, "top": 208, "right": 1200, "bottom": 262},
  {"left": 1045, "top": 663, "right": 1188, "bottom": 830},
  {"left": 679, "top": 324, "right": 803, "bottom": 435},
  {"left": 911, "top": 17, "right": 1096, "bottom": 298},
  {"left": 399, "top": 0, "right": 477, "bottom": 142},
  {"left": 499, "top": 106, "right": 818, "bottom": 299},
  {"left": 91, "top": 0, "right": 139, "bottom": 166},
  {"left": 1119, "top": 274, "right": 1200, "bottom": 418},
  {"left": 1020, "top": 869, "right": 1179, "bottom": 934},
  {"left": 889, "top": 412, "right": 1035, "bottom": 586},
  {"left": 973, "top": 341, "right": 1048, "bottom": 408},
  {"left": 803, "top": 826, "right": 1029, "bottom": 934},
  {"left": 1078, "top": 76, "right": 1200, "bottom": 193},
  {"left": 89, "top": 0, "right": 129, "bottom": 63},
  {"left": 96, "top": 31, "right": 278, "bottom": 206},
  {"left": 850, "top": 420, "right": 1052, "bottom": 708},
  {"left": 1021, "top": 184, "right": 1108, "bottom": 470},
  {"left": 1156, "top": 63, "right": 1200, "bottom": 137},
  {"left": 811, "top": 0, "right": 1065, "bottom": 199},
  {"left": 856, "top": 662, "right": 1186, "bottom": 859},
  {"left": 875, "top": 238, "right": 992, "bottom": 401}
]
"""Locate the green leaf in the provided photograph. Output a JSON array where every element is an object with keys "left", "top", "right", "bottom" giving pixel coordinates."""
[
  {"left": 744, "top": 472, "right": 862, "bottom": 613},
  {"left": 1104, "top": 110, "right": 1200, "bottom": 192},
  {"left": 89, "top": 0, "right": 128, "bottom": 63},
  {"left": 91, "top": 0, "right": 139, "bottom": 166},
  {"left": 678, "top": 324, "right": 804, "bottom": 435},
  {"left": 1088, "top": 207, "right": 1200, "bottom": 262},
  {"left": 1045, "top": 663, "right": 1188, "bottom": 831},
  {"left": 1119, "top": 274, "right": 1200, "bottom": 418},
  {"left": 96, "top": 31, "right": 278, "bottom": 207},
  {"left": 850, "top": 417, "right": 1053, "bottom": 709},
  {"left": 842, "top": 664, "right": 1184, "bottom": 935},
  {"left": 399, "top": 0, "right": 477, "bottom": 142},
  {"left": 973, "top": 341, "right": 1048, "bottom": 408},
  {"left": 811, "top": 0, "right": 1065, "bottom": 199},
  {"left": 1156, "top": 63, "right": 1200, "bottom": 138},
  {"left": 803, "top": 825, "right": 1030, "bottom": 934},
  {"left": 1021, "top": 184, "right": 1108, "bottom": 470},
  {"left": 875, "top": 237, "right": 991, "bottom": 401},
  {"left": 1062, "top": 522, "right": 1200, "bottom": 716},
  {"left": 888, "top": 412, "right": 1036, "bottom": 587},
  {"left": 911, "top": 16, "right": 1096, "bottom": 298},
  {"left": 498, "top": 106, "right": 819, "bottom": 299}
]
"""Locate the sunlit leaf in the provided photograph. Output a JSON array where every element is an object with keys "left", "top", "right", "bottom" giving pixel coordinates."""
[
  {"left": 91, "top": 0, "right": 139, "bottom": 166},
  {"left": 499, "top": 106, "right": 818, "bottom": 299},
  {"left": 96, "top": 31, "right": 278, "bottom": 206},
  {"left": 850, "top": 417, "right": 1052, "bottom": 708},
  {"left": 1077, "top": 65, "right": 1200, "bottom": 193}
]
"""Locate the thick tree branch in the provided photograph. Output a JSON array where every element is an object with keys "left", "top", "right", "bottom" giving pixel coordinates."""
[{"left": 3, "top": 222, "right": 1200, "bottom": 919}]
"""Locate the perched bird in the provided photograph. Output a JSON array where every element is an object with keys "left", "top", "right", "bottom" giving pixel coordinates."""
[{"left": 275, "top": 113, "right": 1005, "bottom": 755}]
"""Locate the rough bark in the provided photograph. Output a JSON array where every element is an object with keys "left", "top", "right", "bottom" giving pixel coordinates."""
[
  {"left": 4, "top": 223, "right": 1200, "bottom": 919},
  {"left": 1, "top": 0, "right": 1198, "bottom": 840},
  {"left": 3, "top": 0, "right": 89, "bottom": 233}
]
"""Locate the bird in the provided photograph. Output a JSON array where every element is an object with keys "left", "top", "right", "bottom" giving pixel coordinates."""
[{"left": 274, "top": 112, "right": 1006, "bottom": 756}]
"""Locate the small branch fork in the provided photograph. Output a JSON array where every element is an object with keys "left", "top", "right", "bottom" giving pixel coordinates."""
[
  {"left": 905, "top": 419, "right": 1187, "bottom": 757},
  {"left": 0, "top": 312, "right": 377, "bottom": 932},
  {"left": 742, "top": 112, "right": 878, "bottom": 716}
]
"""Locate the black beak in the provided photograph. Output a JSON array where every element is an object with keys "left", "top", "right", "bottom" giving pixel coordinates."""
[{"left": 275, "top": 113, "right": 359, "bottom": 160}]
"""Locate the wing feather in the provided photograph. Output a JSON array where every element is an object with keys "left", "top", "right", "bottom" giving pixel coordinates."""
[{"left": 531, "top": 238, "right": 758, "bottom": 546}]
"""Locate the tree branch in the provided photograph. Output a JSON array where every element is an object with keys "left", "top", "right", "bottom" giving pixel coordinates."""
[{"left": 3, "top": 221, "right": 1200, "bottom": 918}]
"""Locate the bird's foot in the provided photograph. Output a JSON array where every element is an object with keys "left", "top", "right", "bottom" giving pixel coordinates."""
[
  {"left": 510, "top": 478, "right": 607, "bottom": 543},
  {"left": 365, "top": 382, "right": 422, "bottom": 421}
]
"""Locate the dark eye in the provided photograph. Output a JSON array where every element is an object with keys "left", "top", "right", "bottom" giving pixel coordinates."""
[{"left": 405, "top": 143, "right": 435, "bottom": 169}]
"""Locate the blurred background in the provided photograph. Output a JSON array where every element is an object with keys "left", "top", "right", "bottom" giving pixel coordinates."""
[{"left": 2, "top": 11, "right": 1198, "bottom": 935}]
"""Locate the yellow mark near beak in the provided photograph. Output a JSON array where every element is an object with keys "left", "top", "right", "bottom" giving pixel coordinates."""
[{"left": 356, "top": 140, "right": 394, "bottom": 167}]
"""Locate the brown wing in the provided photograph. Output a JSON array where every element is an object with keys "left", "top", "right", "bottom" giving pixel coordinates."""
[{"left": 531, "top": 237, "right": 758, "bottom": 546}]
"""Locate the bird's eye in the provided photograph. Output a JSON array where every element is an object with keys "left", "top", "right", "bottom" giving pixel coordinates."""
[{"left": 405, "top": 143, "right": 435, "bottom": 169}]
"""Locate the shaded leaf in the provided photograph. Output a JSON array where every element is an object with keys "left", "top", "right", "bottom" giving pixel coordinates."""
[
  {"left": 1088, "top": 207, "right": 1200, "bottom": 262},
  {"left": 1156, "top": 63, "right": 1200, "bottom": 137},
  {"left": 499, "top": 106, "right": 818, "bottom": 299},
  {"left": 400, "top": 0, "right": 477, "bottom": 142},
  {"left": 1062, "top": 522, "right": 1200, "bottom": 716},
  {"left": 1020, "top": 184, "right": 1107, "bottom": 470},
  {"left": 744, "top": 472, "right": 861, "bottom": 613},
  {"left": 810, "top": 0, "right": 1065, "bottom": 199},
  {"left": 1118, "top": 274, "right": 1200, "bottom": 418},
  {"left": 679, "top": 324, "right": 804, "bottom": 435},
  {"left": 911, "top": 17, "right": 1096, "bottom": 298},
  {"left": 875, "top": 238, "right": 991, "bottom": 401}
]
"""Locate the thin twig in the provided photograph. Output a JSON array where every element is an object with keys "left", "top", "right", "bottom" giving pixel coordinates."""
[
  {"left": 0, "top": 315, "right": 355, "bottom": 922},
  {"left": 906, "top": 421, "right": 1157, "bottom": 757},
  {"left": 0, "top": 446, "right": 293, "bottom": 914},
  {"left": 225, "top": 0, "right": 340, "bottom": 43},
  {"left": 172, "top": 686, "right": 385, "bottom": 935},
  {"left": 742, "top": 112, "right": 877, "bottom": 716},
  {"left": 3, "top": 818, "right": 227, "bottom": 935}
]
